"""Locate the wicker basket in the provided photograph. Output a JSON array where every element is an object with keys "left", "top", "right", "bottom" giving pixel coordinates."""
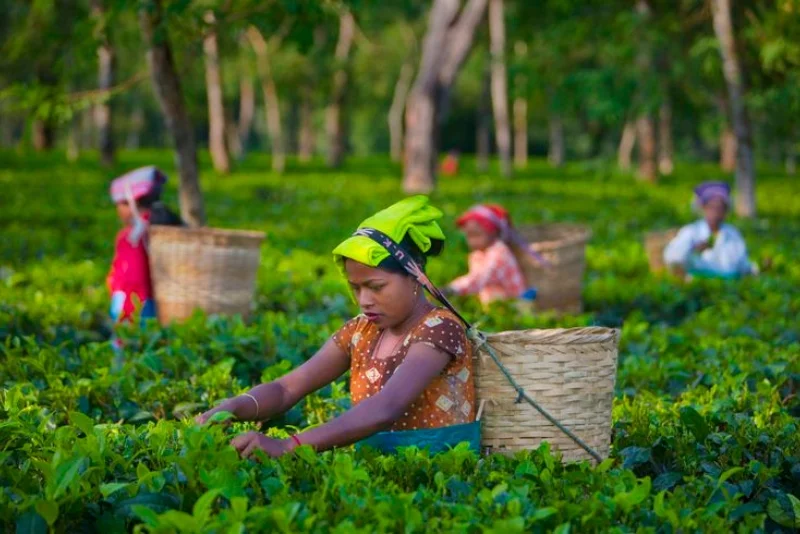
[
  {"left": 475, "top": 327, "right": 619, "bottom": 463},
  {"left": 148, "top": 225, "right": 265, "bottom": 323},
  {"left": 644, "top": 229, "right": 679, "bottom": 273},
  {"left": 511, "top": 224, "right": 591, "bottom": 314}
]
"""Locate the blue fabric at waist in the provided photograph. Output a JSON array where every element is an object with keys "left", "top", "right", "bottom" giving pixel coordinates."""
[
  {"left": 356, "top": 421, "right": 481, "bottom": 455},
  {"left": 687, "top": 269, "right": 742, "bottom": 280}
]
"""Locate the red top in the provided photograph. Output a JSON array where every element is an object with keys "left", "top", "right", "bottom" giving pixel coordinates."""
[{"left": 107, "top": 212, "right": 153, "bottom": 321}]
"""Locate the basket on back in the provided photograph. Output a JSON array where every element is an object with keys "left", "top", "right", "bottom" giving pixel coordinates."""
[
  {"left": 475, "top": 327, "right": 619, "bottom": 463},
  {"left": 511, "top": 224, "right": 591, "bottom": 314},
  {"left": 644, "top": 228, "right": 679, "bottom": 273},
  {"left": 148, "top": 226, "right": 265, "bottom": 324}
]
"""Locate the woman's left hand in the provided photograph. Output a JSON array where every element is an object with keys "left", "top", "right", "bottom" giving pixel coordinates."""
[{"left": 230, "top": 431, "right": 295, "bottom": 460}]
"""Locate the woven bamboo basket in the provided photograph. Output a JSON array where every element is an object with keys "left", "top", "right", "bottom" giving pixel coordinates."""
[
  {"left": 511, "top": 224, "right": 591, "bottom": 314},
  {"left": 644, "top": 228, "right": 679, "bottom": 273},
  {"left": 475, "top": 327, "right": 619, "bottom": 463},
  {"left": 148, "top": 226, "right": 265, "bottom": 324}
]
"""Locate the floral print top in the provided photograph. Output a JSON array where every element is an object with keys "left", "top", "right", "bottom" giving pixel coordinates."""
[{"left": 332, "top": 307, "right": 476, "bottom": 431}]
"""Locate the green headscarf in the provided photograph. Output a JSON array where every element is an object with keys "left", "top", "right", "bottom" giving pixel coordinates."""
[{"left": 332, "top": 195, "right": 445, "bottom": 274}]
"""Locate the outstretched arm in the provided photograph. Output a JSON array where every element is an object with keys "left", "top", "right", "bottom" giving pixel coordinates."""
[
  {"left": 231, "top": 343, "right": 451, "bottom": 458},
  {"left": 197, "top": 338, "right": 350, "bottom": 424}
]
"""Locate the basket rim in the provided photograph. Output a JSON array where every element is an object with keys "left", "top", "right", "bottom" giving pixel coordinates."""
[
  {"left": 149, "top": 225, "right": 266, "bottom": 241},
  {"left": 516, "top": 223, "right": 592, "bottom": 250},
  {"left": 644, "top": 227, "right": 680, "bottom": 239},
  {"left": 481, "top": 326, "right": 619, "bottom": 345}
]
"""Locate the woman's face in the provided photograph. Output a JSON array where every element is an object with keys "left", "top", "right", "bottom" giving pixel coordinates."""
[
  {"left": 461, "top": 219, "right": 496, "bottom": 251},
  {"left": 703, "top": 197, "right": 728, "bottom": 228},
  {"left": 345, "top": 259, "right": 418, "bottom": 329},
  {"left": 115, "top": 201, "right": 134, "bottom": 226}
]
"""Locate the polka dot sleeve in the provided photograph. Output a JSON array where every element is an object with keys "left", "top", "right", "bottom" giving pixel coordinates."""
[
  {"left": 331, "top": 316, "right": 361, "bottom": 355},
  {"left": 407, "top": 312, "right": 470, "bottom": 362}
]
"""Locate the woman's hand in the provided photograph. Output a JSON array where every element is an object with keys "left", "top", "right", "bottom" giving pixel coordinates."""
[
  {"left": 230, "top": 431, "right": 295, "bottom": 460},
  {"left": 692, "top": 240, "right": 711, "bottom": 253},
  {"left": 195, "top": 396, "right": 249, "bottom": 425}
]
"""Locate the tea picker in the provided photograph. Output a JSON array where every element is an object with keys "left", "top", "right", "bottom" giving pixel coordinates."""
[
  {"left": 107, "top": 167, "right": 182, "bottom": 358},
  {"left": 197, "top": 197, "right": 618, "bottom": 464},
  {"left": 663, "top": 181, "right": 758, "bottom": 280}
]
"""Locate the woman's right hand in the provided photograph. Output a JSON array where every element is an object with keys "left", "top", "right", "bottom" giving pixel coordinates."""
[{"left": 195, "top": 396, "right": 248, "bottom": 425}]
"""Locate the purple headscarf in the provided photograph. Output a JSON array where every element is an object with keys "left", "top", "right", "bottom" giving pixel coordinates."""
[{"left": 694, "top": 181, "right": 731, "bottom": 207}]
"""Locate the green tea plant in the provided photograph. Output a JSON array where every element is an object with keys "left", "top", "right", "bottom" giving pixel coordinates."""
[{"left": 1, "top": 151, "right": 798, "bottom": 532}]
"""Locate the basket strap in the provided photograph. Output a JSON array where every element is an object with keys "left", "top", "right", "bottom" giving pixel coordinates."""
[{"left": 358, "top": 227, "right": 602, "bottom": 463}]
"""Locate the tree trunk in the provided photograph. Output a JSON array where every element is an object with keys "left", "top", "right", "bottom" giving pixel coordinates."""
[
  {"left": 618, "top": 121, "right": 636, "bottom": 171},
  {"left": 711, "top": 0, "right": 756, "bottom": 217},
  {"left": 32, "top": 120, "right": 54, "bottom": 151},
  {"left": 512, "top": 41, "right": 528, "bottom": 170},
  {"left": 786, "top": 141, "right": 797, "bottom": 175},
  {"left": 547, "top": 114, "right": 565, "bottom": 167},
  {"left": 513, "top": 96, "right": 527, "bottom": 170},
  {"left": 636, "top": 115, "right": 657, "bottom": 182},
  {"left": 720, "top": 125, "right": 737, "bottom": 171},
  {"left": 476, "top": 67, "right": 491, "bottom": 173},
  {"left": 203, "top": 11, "right": 230, "bottom": 174},
  {"left": 126, "top": 104, "right": 144, "bottom": 149},
  {"left": 237, "top": 69, "right": 255, "bottom": 154},
  {"left": 92, "top": 0, "right": 114, "bottom": 166},
  {"left": 404, "top": 0, "right": 489, "bottom": 193},
  {"left": 139, "top": 0, "right": 205, "bottom": 227},
  {"left": 247, "top": 26, "right": 286, "bottom": 173},
  {"left": 67, "top": 113, "right": 81, "bottom": 162},
  {"left": 389, "top": 62, "right": 414, "bottom": 163},
  {"left": 226, "top": 111, "right": 243, "bottom": 160},
  {"left": 489, "top": 0, "right": 511, "bottom": 176},
  {"left": 326, "top": 12, "right": 355, "bottom": 168},
  {"left": 658, "top": 99, "right": 674, "bottom": 175},
  {"left": 298, "top": 86, "right": 314, "bottom": 162}
]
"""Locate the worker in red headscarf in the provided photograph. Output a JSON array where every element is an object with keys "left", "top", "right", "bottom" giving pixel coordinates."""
[{"left": 447, "top": 204, "right": 544, "bottom": 305}]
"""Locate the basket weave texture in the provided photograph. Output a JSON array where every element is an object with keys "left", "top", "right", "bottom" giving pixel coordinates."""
[
  {"left": 148, "top": 225, "right": 265, "bottom": 323},
  {"left": 511, "top": 224, "right": 591, "bottom": 313},
  {"left": 645, "top": 228, "right": 679, "bottom": 273},
  {"left": 475, "top": 326, "right": 619, "bottom": 463}
]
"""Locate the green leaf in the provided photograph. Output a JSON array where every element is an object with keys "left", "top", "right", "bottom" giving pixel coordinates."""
[
  {"left": 100, "top": 482, "right": 130, "bottom": 499},
  {"left": 68, "top": 411, "right": 95, "bottom": 436},
  {"left": 619, "top": 446, "right": 651, "bottom": 470},
  {"left": 596, "top": 458, "right": 615, "bottom": 473},
  {"left": 132, "top": 505, "right": 161, "bottom": 528},
  {"left": 653, "top": 472, "right": 682, "bottom": 492},
  {"left": 532, "top": 507, "right": 557, "bottom": 521},
  {"left": 206, "top": 410, "right": 235, "bottom": 425},
  {"left": 679, "top": 406, "right": 710, "bottom": 442},
  {"left": 136, "top": 462, "right": 151, "bottom": 481},
  {"left": 614, "top": 477, "right": 651, "bottom": 514},
  {"left": 34, "top": 500, "right": 59, "bottom": 526},
  {"left": 15, "top": 511, "right": 47, "bottom": 534},
  {"left": 192, "top": 488, "right": 222, "bottom": 524},
  {"left": 718, "top": 467, "right": 743, "bottom": 486},
  {"left": 767, "top": 492, "right": 800, "bottom": 528},
  {"left": 50, "top": 455, "right": 85, "bottom": 500}
]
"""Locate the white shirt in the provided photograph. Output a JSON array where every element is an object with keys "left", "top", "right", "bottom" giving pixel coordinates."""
[{"left": 663, "top": 220, "right": 754, "bottom": 276}]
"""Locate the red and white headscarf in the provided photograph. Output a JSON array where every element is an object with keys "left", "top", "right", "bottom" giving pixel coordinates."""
[
  {"left": 110, "top": 166, "right": 167, "bottom": 204},
  {"left": 456, "top": 204, "right": 548, "bottom": 266}
]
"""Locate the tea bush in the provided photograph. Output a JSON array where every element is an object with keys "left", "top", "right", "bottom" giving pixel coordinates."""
[{"left": 1, "top": 150, "right": 798, "bottom": 532}]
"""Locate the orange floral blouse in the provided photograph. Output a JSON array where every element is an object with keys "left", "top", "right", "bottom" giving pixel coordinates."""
[{"left": 332, "top": 308, "right": 476, "bottom": 431}]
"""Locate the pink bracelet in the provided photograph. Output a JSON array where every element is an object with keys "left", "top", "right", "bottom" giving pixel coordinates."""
[{"left": 290, "top": 434, "right": 302, "bottom": 448}]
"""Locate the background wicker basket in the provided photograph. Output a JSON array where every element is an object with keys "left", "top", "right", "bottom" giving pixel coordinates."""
[
  {"left": 475, "top": 327, "right": 619, "bottom": 463},
  {"left": 148, "top": 225, "right": 265, "bottom": 323},
  {"left": 644, "top": 228, "right": 679, "bottom": 273},
  {"left": 511, "top": 224, "right": 591, "bottom": 314}
]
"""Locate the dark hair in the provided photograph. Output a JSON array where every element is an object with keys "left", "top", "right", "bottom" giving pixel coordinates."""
[
  {"left": 376, "top": 234, "right": 444, "bottom": 275},
  {"left": 137, "top": 194, "right": 183, "bottom": 227}
]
